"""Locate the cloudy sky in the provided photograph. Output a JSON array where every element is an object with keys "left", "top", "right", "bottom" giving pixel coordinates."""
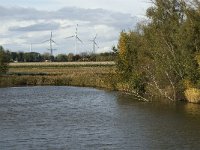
[{"left": 0, "top": 0, "right": 151, "bottom": 55}]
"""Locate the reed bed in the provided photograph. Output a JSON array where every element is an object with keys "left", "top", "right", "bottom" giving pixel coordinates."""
[
  {"left": 1, "top": 62, "right": 117, "bottom": 89},
  {"left": 9, "top": 62, "right": 115, "bottom": 68}
]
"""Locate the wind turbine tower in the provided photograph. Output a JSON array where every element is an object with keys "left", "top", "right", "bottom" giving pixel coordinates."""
[
  {"left": 65, "top": 24, "right": 83, "bottom": 55},
  {"left": 30, "top": 43, "right": 33, "bottom": 52},
  {"left": 90, "top": 34, "right": 99, "bottom": 54},
  {"left": 42, "top": 31, "right": 57, "bottom": 56}
]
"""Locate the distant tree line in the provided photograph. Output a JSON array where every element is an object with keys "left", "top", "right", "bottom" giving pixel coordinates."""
[
  {"left": 4, "top": 51, "right": 116, "bottom": 62},
  {"left": 116, "top": 0, "right": 200, "bottom": 101},
  {"left": 0, "top": 44, "right": 116, "bottom": 74}
]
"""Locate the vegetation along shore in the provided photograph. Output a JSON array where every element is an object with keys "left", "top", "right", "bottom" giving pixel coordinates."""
[
  {"left": 0, "top": 61, "right": 116, "bottom": 88},
  {"left": 1, "top": 0, "right": 200, "bottom": 104}
]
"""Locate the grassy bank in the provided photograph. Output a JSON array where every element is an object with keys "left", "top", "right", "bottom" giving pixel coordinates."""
[
  {"left": 0, "top": 62, "right": 117, "bottom": 89},
  {"left": 2, "top": 62, "right": 199, "bottom": 103}
]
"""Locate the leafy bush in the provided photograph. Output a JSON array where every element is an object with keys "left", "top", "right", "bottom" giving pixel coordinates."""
[{"left": 0, "top": 46, "right": 9, "bottom": 75}]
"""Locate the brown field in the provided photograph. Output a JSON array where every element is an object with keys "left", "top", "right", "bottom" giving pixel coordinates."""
[
  {"left": 1, "top": 62, "right": 117, "bottom": 89},
  {"left": 9, "top": 61, "right": 115, "bottom": 67}
]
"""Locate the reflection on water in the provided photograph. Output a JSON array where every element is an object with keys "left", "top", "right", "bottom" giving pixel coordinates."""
[
  {"left": 183, "top": 103, "right": 200, "bottom": 116},
  {"left": 0, "top": 86, "right": 200, "bottom": 150}
]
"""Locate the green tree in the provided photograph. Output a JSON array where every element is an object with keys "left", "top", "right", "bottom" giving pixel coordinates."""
[
  {"left": 0, "top": 46, "right": 9, "bottom": 74},
  {"left": 67, "top": 53, "right": 74, "bottom": 62},
  {"left": 116, "top": 0, "right": 200, "bottom": 101},
  {"left": 56, "top": 54, "right": 68, "bottom": 62},
  {"left": 117, "top": 31, "right": 147, "bottom": 95},
  {"left": 144, "top": 0, "right": 199, "bottom": 100}
]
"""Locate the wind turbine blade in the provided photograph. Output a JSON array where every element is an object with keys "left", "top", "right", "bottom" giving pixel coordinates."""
[
  {"left": 51, "top": 31, "right": 53, "bottom": 38},
  {"left": 65, "top": 35, "right": 74, "bottom": 39},
  {"left": 94, "top": 34, "right": 97, "bottom": 40},
  {"left": 75, "top": 24, "right": 78, "bottom": 35},
  {"left": 41, "top": 40, "right": 49, "bottom": 43},
  {"left": 51, "top": 40, "right": 57, "bottom": 45},
  {"left": 95, "top": 42, "right": 99, "bottom": 48},
  {"left": 77, "top": 37, "right": 83, "bottom": 43}
]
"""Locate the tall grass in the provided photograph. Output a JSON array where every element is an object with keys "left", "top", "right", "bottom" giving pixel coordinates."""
[
  {"left": 9, "top": 62, "right": 115, "bottom": 68},
  {"left": 1, "top": 62, "right": 117, "bottom": 89}
]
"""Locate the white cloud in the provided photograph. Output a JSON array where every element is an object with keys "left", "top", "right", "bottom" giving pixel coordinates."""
[
  {"left": 94, "top": 25, "right": 118, "bottom": 41},
  {"left": 0, "top": 0, "right": 151, "bottom": 16},
  {"left": 53, "top": 0, "right": 150, "bottom": 16},
  {"left": 0, "top": 5, "right": 145, "bottom": 55}
]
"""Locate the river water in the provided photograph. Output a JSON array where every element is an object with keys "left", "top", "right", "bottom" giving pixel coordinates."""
[{"left": 0, "top": 86, "right": 200, "bottom": 150}]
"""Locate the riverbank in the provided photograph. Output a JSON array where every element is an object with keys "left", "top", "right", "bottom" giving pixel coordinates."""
[
  {"left": 0, "top": 62, "right": 117, "bottom": 90},
  {"left": 1, "top": 62, "right": 199, "bottom": 103}
]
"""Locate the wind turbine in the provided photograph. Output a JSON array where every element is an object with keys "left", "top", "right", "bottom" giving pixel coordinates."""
[
  {"left": 29, "top": 43, "right": 37, "bottom": 52},
  {"left": 90, "top": 34, "right": 99, "bottom": 54},
  {"left": 29, "top": 43, "right": 33, "bottom": 52},
  {"left": 65, "top": 24, "right": 83, "bottom": 55},
  {"left": 42, "top": 31, "right": 57, "bottom": 56},
  {"left": 21, "top": 42, "right": 37, "bottom": 53}
]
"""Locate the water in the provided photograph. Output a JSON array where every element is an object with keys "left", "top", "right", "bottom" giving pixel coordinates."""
[{"left": 0, "top": 86, "right": 200, "bottom": 150}]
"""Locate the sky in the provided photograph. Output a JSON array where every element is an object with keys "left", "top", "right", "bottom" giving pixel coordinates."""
[{"left": 0, "top": 0, "right": 151, "bottom": 55}]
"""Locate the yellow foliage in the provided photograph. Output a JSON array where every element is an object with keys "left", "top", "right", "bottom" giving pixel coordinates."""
[
  {"left": 118, "top": 32, "right": 127, "bottom": 59},
  {"left": 185, "top": 88, "right": 200, "bottom": 103},
  {"left": 195, "top": 54, "right": 200, "bottom": 65},
  {"left": 182, "top": 79, "right": 194, "bottom": 89}
]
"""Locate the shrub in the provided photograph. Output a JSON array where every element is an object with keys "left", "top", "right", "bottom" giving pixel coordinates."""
[
  {"left": 0, "top": 46, "right": 9, "bottom": 74},
  {"left": 185, "top": 88, "right": 200, "bottom": 103}
]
